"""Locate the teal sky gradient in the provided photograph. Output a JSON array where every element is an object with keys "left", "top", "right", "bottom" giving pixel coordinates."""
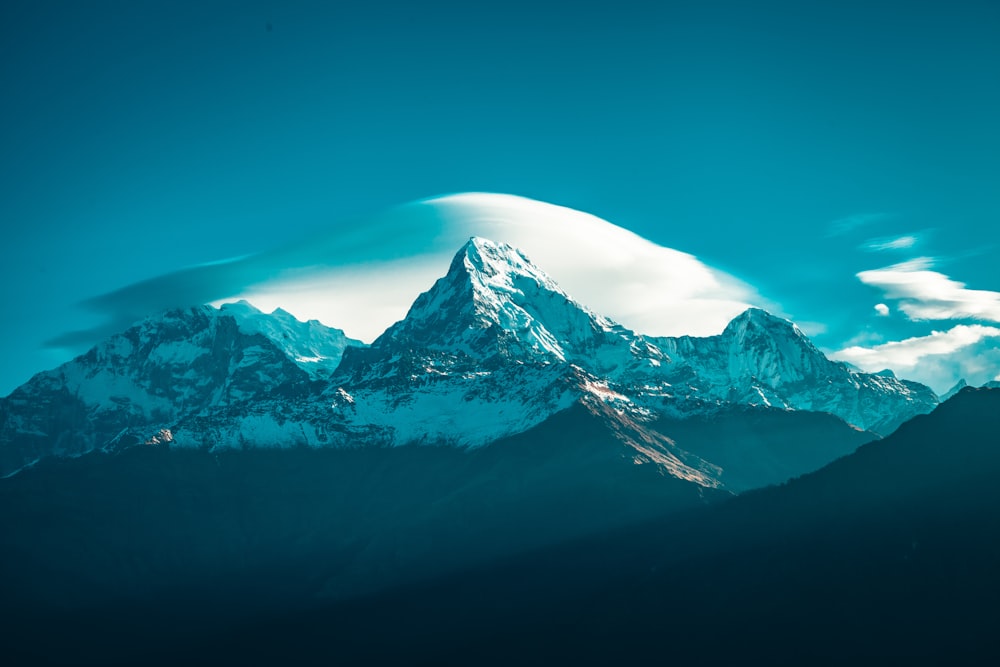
[{"left": 2, "top": 0, "right": 999, "bottom": 394}]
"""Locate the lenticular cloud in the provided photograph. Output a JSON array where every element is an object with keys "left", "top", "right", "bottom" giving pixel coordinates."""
[{"left": 51, "top": 193, "right": 760, "bottom": 348}]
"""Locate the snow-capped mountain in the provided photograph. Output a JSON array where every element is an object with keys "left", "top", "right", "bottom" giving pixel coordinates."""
[
  {"left": 0, "top": 237, "right": 938, "bottom": 483},
  {"left": 337, "top": 237, "right": 666, "bottom": 373},
  {"left": 323, "top": 238, "right": 671, "bottom": 449},
  {"left": 219, "top": 300, "right": 361, "bottom": 379},
  {"left": 0, "top": 303, "right": 361, "bottom": 476},
  {"left": 653, "top": 308, "right": 938, "bottom": 434}
]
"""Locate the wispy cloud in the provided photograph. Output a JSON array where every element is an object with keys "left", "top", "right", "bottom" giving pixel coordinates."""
[
  {"left": 827, "top": 212, "right": 893, "bottom": 237},
  {"left": 857, "top": 257, "right": 1000, "bottom": 323},
  {"left": 48, "top": 193, "right": 761, "bottom": 349},
  {"left": 831, "top": 324, "right": 1000, "bottom": 393},
  {"left": 861, "top": 234, "right": 918, "bottom": 252}
]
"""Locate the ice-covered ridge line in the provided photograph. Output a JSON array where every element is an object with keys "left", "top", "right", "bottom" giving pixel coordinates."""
[
  {"left": 460, "top": 237, "right": 617, "bottom": 330},
  {"left": 352, "top": 237, "right": 670, "bottom": 384},
  {"left": 326, "top": 364, "right": 582, "bottom": 448},
  {"left": 651, "top": 306, "right": 938, "bottom": 433},
  {"left": 219, "top": 300, "right": 365, "bottom": 378}
]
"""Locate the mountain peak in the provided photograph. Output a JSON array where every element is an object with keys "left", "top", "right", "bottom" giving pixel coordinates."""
[
  {"left": 730, "top": 307, "right": 786, "bottom": 324},
  {"left": 941, "top": 378, "right": 969, "bottom": 401},
  {"left": 461, "top": 235, "right": 513, "bottom": 254},
  {"left": 723, "top": 308, "right": 803, "bottom": 339},
  {"left": 218, "top": 300, "right": 264, "bottom": 317},
  {"left": 369, "top": 237, "right": 613, "bottom": 362},
  {"left": 448, "top": 237, "right": 554, "bottom": 289},
  {"left": 338, "top": 237, "right": 672, "bottom": 383}
]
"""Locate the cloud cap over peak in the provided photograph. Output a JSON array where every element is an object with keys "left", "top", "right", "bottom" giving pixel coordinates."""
[{"left": 49, "top": 193, "right": 764, "bottom": 350}]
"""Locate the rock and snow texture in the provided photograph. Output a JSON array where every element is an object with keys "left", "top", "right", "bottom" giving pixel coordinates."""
[
  {"left": 325, "top": 238, "right": 668, "bottom": 452},
  {"left": 336, "top": 238, "right": 666, "bottom": 378},
  {"left": 654, "top": 308, "right": 938, "bottom": 434},
  {"left": 0, "top": 237, "right": 939, "bottom": 481},
  {"left": 219, "top": 300, "right": 362, "bottom": 378},
  {"left": 0, "top": 304, "right": 361, "bottom": 476}
]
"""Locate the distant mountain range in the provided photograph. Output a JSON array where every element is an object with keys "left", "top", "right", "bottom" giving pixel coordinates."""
[
  {"left": 1, "top": 236, "right": 996, "bottom": 665},
  {"left": 1, "top": 237, "right": 938, "bottom": 487}
]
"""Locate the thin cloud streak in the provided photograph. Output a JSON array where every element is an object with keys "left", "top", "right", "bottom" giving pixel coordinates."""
[
  {"left": 862, "top": 234, "right": 918, "bottom": 252},
  {"left": 857, "top": 258, "right": 1000, "bottom": 323},
  {"left": 826, "top": 212, "right": 893, "bottom": 237}
]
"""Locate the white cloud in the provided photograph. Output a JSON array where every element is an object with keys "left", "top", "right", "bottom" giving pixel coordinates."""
[
  {"left": 423, "top": 193, "right": 762, "bottom": 338},
  {"left": 59, "top": 193, "right": 764, "bottom": 347},
  {"left": 874, "top": 303, "right": 890, "bottom": 316},
  {"left": 857, "top": 257, "right": 1000, "bottom": 323},
  {"left": 831, "top": 324, "right": 1000, "bottom": 394},
  {"left": 863, "top": 235, "right": 918, "bottom": 252}
]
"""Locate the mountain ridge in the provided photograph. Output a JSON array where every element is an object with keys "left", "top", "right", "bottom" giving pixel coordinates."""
[
  {"left": 1, "top": 237, "right": 937, "bottom": 482},
  {"left": 655, "top": 306, "right": 937, "bottom": 433}
]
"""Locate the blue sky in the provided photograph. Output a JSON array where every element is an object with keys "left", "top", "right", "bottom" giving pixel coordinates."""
[{"left": 2, "top": 0, "right": 999, "bottom": 394}]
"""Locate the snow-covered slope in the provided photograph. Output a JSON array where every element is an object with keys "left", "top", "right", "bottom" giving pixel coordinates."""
[
  {"left": 0, "top": 304, "right": 361, "bottom": 476},
  {"left": 325, "top": 238, "right": 668, "bottom": 451},
  {"left": 219, "top": 300, "right": 362, "bottom": 378},
  {"left": 0, "top": 237, "right": 938, "bottom": 484},
  {"left": 337, "top": 238, "right": 666, "bottom": 378},
  {"left": 654, "top": 308, "right": 938, "bottom": 434},
  {"left": 323, "top": 239, "right": 933, "bottom": 452}
]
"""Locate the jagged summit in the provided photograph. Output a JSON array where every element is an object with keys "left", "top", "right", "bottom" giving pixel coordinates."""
[
  {"left": 366, "top": 236, "right": 643, "bottom": 368},
  {"left": 724, "top": 307, "right": 802, "bottom": 336},
  {"left": 324, "top": 238, "right": 670, "bottom": 449},
  {"left": 218, "top": 299, "right": 363, "bottom": 378},
  {"left": 451, "top": 236, "right": 548, "bottom": 282},
  {"left": 654, "top": 305, "right": 938, "bottom": 433},
  {"left": 446, "top": 236, "right": 592, "bottom": 331},
  {"left": 726, "top": 306, "right": 783, "bottom": 325},
  {"left": 722, "top": 309, "right": 816, "bottom": 358},
  {"left": 941, "top": 378, "right": 968, "bottom": 401},
  {"left": 720, "top": 307, "right": 824, "bottom": 384}
]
